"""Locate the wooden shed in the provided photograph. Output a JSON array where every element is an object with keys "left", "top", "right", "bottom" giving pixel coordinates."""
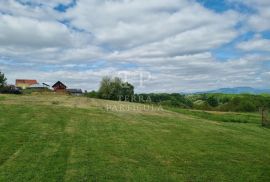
[{"left": 52, "top": 81, "right": 67, "bottom": 92}]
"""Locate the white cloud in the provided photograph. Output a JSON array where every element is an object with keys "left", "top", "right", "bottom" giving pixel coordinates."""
[
  {"left": 0, "top": 0, "right": 63, "bottom": 20},
  {"left": 0, "top": 0, "right": 269, "bottom": 92},
  {"left": 0, "top": 15, "right": 72, "bottom": 48},
  {"left": 229, "top": 0, "right": 270, "bottom": 31},
  {"left": 248, "top": 7, "right": 270, "bottom": 31},
  {"left": 66, "top": 0, "right": 240, "bottom": 49},
  {"left": 2, "top": 52, "right": 269, "bottom": 92},
  {"left": 237, "top": 34, "right": 270, "bottom": 52}
]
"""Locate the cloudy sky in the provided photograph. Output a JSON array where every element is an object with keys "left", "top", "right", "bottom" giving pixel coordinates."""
[{"left": 0, "top": 0, "right": 270, "bottom": 93}]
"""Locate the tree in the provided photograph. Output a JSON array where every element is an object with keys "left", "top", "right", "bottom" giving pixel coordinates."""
[
  {"left": 98, "top": 76, "right": 112, "bottom": 99},
  {"left": 121, "top": 82, "right": 134, "bottom": 101},
  {"left": 98, "top": 76, "right": 134, "bottom": 101},
  {"left": 207, "top": 96, "right": 219, "bottom": 107},
  {"left": 0, "top": 71, "right": 7, "bottom": 88},
  {"left": 110, "top": 77, "right": 123, "bottom": 100}
]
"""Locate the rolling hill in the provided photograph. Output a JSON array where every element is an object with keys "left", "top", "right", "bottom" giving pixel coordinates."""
[{"left": 196, "top": 87, "right": 270, "bottom": 94}]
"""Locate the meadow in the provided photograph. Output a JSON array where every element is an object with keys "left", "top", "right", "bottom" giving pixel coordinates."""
[{"left": 0, "top": 94, "right": 270, "bottom": 181}]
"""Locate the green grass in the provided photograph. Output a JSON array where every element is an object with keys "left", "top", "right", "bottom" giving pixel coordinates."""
[
  {"left": 0, "top": 94, "right": 270, "bottom": 181},
  {"left": 167, "top": 107, "right": 261, "bottom": 124},
  {"left": 0, "top": 96, "right": 5, "bottom": 101}
]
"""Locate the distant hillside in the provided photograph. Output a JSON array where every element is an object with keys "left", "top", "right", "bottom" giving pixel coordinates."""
[{"left": 197, "top": 87, "right": 270, "bottom": 94}]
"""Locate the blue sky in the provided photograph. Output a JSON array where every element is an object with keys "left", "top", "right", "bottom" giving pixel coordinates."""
[
  {"left": 0, "top": 0, "right": 270, "bottom": 92},
  {"left": 196, "top": 0, "right": 255, "bottom": 13}
]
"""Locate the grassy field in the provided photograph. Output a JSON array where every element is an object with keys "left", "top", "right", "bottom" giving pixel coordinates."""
[
  {"left": 167, "top": 107, "right": 262, "bottom": 124},
  {"left": 0, "top": 94, "right": 270, "bottom": 181}
]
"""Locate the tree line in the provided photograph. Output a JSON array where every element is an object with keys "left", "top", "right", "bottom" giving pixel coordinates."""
[
  {"left": 86, "top": 76, "right": 270, "bottom": 113},
  {"left": 2, "top": 71, "right": 269, "bottom": 113}
]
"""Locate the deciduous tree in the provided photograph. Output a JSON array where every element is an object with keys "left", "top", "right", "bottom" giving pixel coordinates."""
[{"left": 0, "top": 71, "right": 7, "bottom": 88}]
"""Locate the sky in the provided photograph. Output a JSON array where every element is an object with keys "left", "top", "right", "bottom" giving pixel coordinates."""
[{"left": 0, "top": 0, "right": 270, "bottom": 93}]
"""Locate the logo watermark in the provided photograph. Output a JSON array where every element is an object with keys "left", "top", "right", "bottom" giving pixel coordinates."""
[
  {"left": 103, "top": 71, "right": 160, "bottom": 112},
  {"left": 117, "top": 71, "right": 152, "bottom": 88},
  {"left": 106, "top": 103, "right": 163, "bottom": 112},
  {"left": 105, "top": 95, "right": 163, "bottom": 112}
]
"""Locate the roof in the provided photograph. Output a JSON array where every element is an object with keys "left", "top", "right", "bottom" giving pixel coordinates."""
[
  {"left": 29, "top": 83, "right": 45, "bottom": 88},
  {"left": 52, "top": 81, "right": 67, "bottom": 88},
  {"left": 67, "top": 89, "right": 83, "bottom": 94},
  {"left": 42, "top": 83, "right": 50, "bottom": 87},
  {"left": 16, "top": 79, "right": 38, "bottom": 85}
]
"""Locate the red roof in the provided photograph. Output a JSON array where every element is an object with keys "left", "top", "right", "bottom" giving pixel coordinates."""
[{"left": 16, "top": 79, "right": 38, "bottom": 85}]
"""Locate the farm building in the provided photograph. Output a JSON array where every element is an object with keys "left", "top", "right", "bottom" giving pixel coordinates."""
[
  {"left": 52, "top": 81, "right": 67, "bottom": 92},
  {"left": 67, "top": 89, "right": 83, "bottom": 96},
  {"left": 16, "top": 79, "right": 38, "bottom": 89}
]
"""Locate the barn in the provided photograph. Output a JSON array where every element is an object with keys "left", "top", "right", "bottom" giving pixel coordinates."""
[{"left": 52, "top": 81, "right": 67, "bottom": 92}]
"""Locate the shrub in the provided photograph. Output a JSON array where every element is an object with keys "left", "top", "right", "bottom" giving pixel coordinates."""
[
  {"left": 85, "top": 90, "right": 98, "bottom": 98},
  {"left": 207, "top": 96, "right": 219, "bottom": 107},
  {"left": 236, "top": 101, "right": 257, "bottom": 112},
  {"left": 0, "top": 86, "right": 22, "bottom": 94}
]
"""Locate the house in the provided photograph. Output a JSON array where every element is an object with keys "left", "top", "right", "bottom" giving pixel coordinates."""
[
  {"left": 16, "top": 79, "right": 38, "bottom": 89},
  {"left": 67, "top": 89, "right": 83, "bottom": 96},
  {"left": 52, "top": 81, "right": 67, "bottom": 92}
]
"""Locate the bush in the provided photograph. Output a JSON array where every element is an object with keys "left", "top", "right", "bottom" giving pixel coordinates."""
[
  {"left": 85, "top": 90, "right": 98, "bottom": 98},
  {"left": 207, "top": 96, "right": 219, "bottom": 107},
  {"left": 134, "top": 93, "right": 193, "bottom": 108},
  {"left": 0, "top": 86, "right": 22, "bottom": 94},
  {"left": 236, "top": 101, "right": 257, "bottom": 112}
]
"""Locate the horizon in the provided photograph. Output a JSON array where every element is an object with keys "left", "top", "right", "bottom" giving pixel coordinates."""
[{"left": 1, "top": 0, "right": 270, "bottom": 92}]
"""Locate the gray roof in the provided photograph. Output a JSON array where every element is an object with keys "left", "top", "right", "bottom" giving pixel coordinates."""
[
  {"left": 29, "top": 83, "right": 45, "bottom": 88},
  {"left": 67, "top": 89, "right": 83, "bottom": 93}
]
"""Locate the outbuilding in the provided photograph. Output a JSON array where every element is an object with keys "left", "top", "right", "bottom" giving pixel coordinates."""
[
  {"left": 52, "top": 81, "right": 67, "bottom": 92},
  {"left": 67, "top": 89, "right": 83, "bottom": 96}
]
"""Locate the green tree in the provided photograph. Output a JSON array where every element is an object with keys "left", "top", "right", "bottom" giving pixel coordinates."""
[
  {"left": 207, "top": 96, "right": 219, "bottom": 107},
  {"left": 121, "top": 82, "right": 134, "bottom": 101},
  {"left": 98, "top": 76, "right": 134, "bottom": 101},
  {"left": 110, "top": 77, "right": 123, "bottom": 100},
  {"left": 98, "top": 76, "right": 112, "bottom": 99},
  {"left": 0, "top": 71, "right": 7, "bottom": 88}
]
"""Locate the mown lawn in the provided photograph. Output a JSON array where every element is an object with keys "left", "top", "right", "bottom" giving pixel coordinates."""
[
  {"left": 0, "top": 94, "right": 270, "bottom": 181},
  {"left": 167, "top": 107, "right": 262, "bottom": 124}
]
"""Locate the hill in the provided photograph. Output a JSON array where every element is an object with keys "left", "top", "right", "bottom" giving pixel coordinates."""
[
  {"left": 196, "top": 87, "right": 270, "bottom": 94},
  {"left": 0, "top": 94, "right": 270, "bottom": 181}
]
